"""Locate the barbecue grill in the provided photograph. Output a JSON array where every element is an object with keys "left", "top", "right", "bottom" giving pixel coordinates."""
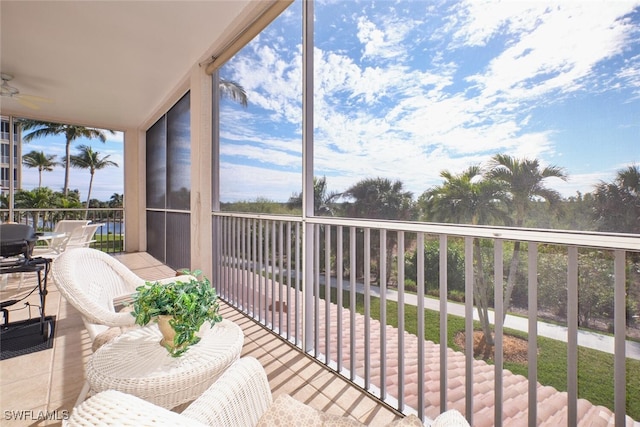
[
  {"left": 1, "top": 224, "right": 37, "bottom": 267},
  {"left": 0, "top": 224, "right": 51, "bottom": 330}
]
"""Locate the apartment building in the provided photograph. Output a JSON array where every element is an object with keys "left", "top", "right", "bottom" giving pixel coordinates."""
[{"left": 0, "top": 115, "right": 21, "bottom": 195}]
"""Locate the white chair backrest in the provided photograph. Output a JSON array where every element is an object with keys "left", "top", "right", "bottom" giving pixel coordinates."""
[
  {"left": 54, "top": 219, "right": 91, "bottom": 234},
  {"left": 52, "top": 248, "right": 144, "bottom": 340},
  {"left": 46, "top": 220, "right": 91, "bottom": 251},
  {"left": 66, "top": 223, "right": 103, "bottom": 249}
]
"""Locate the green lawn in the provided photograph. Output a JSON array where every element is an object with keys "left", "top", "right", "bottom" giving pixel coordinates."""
[
  {"left": 318, "top": 284, "right": 640, "bottom": 420},
  {"left": 91, "top": 234, "right": 124, "bottom": 253}
]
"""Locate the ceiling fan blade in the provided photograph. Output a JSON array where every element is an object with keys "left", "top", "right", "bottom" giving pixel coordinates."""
[
  {"left": 19, "top": 94, "right": 53, "bottom": 104},
  {"left": 1, "top": 73, "right": 53, "bottom": 109},
  {"left": 16, "top": 96, "right": 42, "bottom": 110}
]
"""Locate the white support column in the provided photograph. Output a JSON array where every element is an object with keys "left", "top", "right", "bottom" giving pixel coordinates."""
[
  {"left": 123, "top": 129, "right": 145, "bottom": 252},
  {"left": 301, "top": 0, "right": 315, "bottom": 354},
  {"left": 8, "top": 116, "right": 16, "bottom": 221},
  {"left": 189, "top": 64, "right": 213, "bottom": 278}
]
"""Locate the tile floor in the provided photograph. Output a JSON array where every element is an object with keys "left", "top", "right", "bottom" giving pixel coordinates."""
[{"left": 0, "top": 252, "right": 401, "bottom": 426}]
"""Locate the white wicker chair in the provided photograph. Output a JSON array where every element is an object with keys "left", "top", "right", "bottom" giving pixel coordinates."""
[
  {"left": 64, "top": 356, "right": 273, "bottom": 427},
  {"left": 65, "top": 356, "right": 469, "bottom": 427},
  {"left": 52, "top": 247, "right": 190, "bottom": 343}
]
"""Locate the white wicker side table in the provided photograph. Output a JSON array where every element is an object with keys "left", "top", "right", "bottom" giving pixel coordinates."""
[{"left": 80, "top": 318, "right": 244, "bottom": 409}]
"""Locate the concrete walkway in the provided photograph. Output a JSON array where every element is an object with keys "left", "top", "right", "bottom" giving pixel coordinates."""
[{"left": 328, "top": 278, "right": 640, "bottom": 360}]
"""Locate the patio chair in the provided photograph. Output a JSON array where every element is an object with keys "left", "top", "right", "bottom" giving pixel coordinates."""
[
  {"left": 32, "top": 220, "right": 90, "bottom": 257},
  {"left": 51, "top": 247, "right": 194, "bottom": 347},
  {"left": 66, "top": 356, "right": 469, "bottom": 427},
  {"left": 65, "top": 223, "right": 103, "bottom": 250},
  {"left": 8, "top": 220, "right": 91, "bottom": 289},
  {"left": 65, "top": 357, "right": 272, "bottom": 427}
]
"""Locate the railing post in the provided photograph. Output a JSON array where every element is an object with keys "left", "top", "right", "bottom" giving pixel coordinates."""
[
  {"left": 364, "top": 227, "right": 371, "bottom": 388},
  {"left": 567, "top": 246, "right": 579, "bottom": 426},
  {"left": 397, "top": 230, "right": 405, "bottom": 412},
  {"left": 379, "top": 228, "right": 387, "bottom": 399},
  {"left": 438, "top": 234, "right": 447, "bottom": 416},
  {"left": 337, "top": 225, "right": 344, "bottom": 372},
  {"left": 417, "top": 232, "right": 425, "bottom": 419},
  {"left": 494, "top": 240, "right": 504, "bottom": 427},
  {"left": 303, "top": 222, "right": 315, "bottom": 353},
  {"left": 614, "top": 250, "right": 626, "bottom": 426},
  {"left": 528, "top": 243, "right": 538, "bottom": 427},
  {"left": 464, "top": 236, "right": 474, "bottom": 426},
  {"left": 325, "top": 224, "right": 332, "bottom": 365}
]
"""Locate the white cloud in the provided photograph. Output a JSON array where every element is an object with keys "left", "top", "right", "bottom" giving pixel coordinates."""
[
  {"left": 618, "top": 54, "right": 640, "bottom": 99},
  {"left": 356, "top": 14, "right": 420, "bottom": 61},
  {"left": 463, "top": 1, "right": 639, "bottom": 103},
  {"left": 221, "top": 144, "right": 300, "bottom": 168},
  {"left": 218, "top": 0, "right": 640, "bottom": 203},
  {"left": 106, "top": 131, "right": 124, "bottom": 144},
  {"left": 220, "top": 163, "right": 300, "bottom": 202},
  {"left": 226, "top": 43, "right": 303, "bottom": 125},
  {"left": 450, "top": 0, "right": 545, "bottom": 48},
  {"left": 555, "top": 171, "right": 608, "bottom": 198}
]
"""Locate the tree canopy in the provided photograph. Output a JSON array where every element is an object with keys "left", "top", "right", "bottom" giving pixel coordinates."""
[
  {"left": 19, "top": 120, "right": 115, "bottom": 196},
  {"left": 70, "top": 144, "right": 119, "bottom": 208},
  {"left": 22, "top": 150, "right": 58, "bottom": 188}
]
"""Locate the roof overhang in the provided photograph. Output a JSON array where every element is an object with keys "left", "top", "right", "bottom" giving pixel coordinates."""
[{"left": 0, "top": 0, "right": 272, "bottom": 131}]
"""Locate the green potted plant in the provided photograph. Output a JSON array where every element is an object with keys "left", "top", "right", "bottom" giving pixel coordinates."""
[{"left": 131, "top": 270, "right": 222, "bottom": 357}]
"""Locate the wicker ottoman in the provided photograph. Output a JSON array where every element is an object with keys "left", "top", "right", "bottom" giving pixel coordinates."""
[{"left": 83, "top": 318, "right": 244, "bottom": 409}]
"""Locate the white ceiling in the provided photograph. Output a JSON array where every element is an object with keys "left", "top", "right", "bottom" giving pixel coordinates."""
[{"left": 1, "top": 0, "right": 265, "bottom": 131}]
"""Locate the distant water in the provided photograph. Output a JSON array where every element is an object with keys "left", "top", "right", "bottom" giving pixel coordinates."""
[
  {"left": 101, "top": 222, "right": 124, "bottom": 234},
  {"left": 35, "top": 219, "right": 124, "bottom": 234}
]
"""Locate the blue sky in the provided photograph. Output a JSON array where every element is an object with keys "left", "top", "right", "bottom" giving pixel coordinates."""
[
  {"left": 20, "top": 132, "right": 123, "bottom": 202},
  {"left": 21, "top": 0, "right": 640, "bottom": 203},
  {"left": 218, "top": 0, "right": 640, "bottom": 202}
]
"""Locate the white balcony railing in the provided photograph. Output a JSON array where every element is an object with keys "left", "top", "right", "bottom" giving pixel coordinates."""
[
  {"left": 213, "top": 212, "right": 640, "bottom": 426},
  {"left": 1, "top": 208, "right": 125, "bottom": 253}
]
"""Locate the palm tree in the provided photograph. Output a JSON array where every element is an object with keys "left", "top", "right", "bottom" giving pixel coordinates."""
[
  {"left": 593, "top": 165, "right": 640, "bottom": 234},
  {"left": 22, "top": 150, "right": 58, "bottom": 188},
  {"left": 287, "top": 176, "right": 340, "bottom": 215},
  {"left": 420, "top": 165, "right": 510, "bottom": 225},
  {"left": 219, "top": 79, "right": 248, "bottom": 108},
  {"left": 69, "top": 145, "right": 119, "bottom": 210},
  {"left": 109, "top": 193, "right": 124, "bottom": 208},
  {"left": 14, "top": 187, "right": 56, "bottom": 229},
  {"left": 343, "top": 177, "right": 414, "bottom": 220},
  {"left": 420, "top": 166, "right": 509, "bottom": 351},
  {"left": 342, "top": 177, "right": 414, "bottom": 282},
  {"left": 487, "top": 154, "right": 568, "bottom": 320},
  {"left": 19, "top": 120, "right": 116, "bottom": 196}
]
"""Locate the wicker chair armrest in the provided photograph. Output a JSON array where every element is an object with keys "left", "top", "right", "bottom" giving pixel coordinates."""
[
  {"left": 64, "top": 389, "right": 209, "bottom": 427},
  {"left": 83, "top": 309, "right": 137, "bottom": 328},
  {"left": 181, "top": 357, "right": 273, "bottom": 427}
]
